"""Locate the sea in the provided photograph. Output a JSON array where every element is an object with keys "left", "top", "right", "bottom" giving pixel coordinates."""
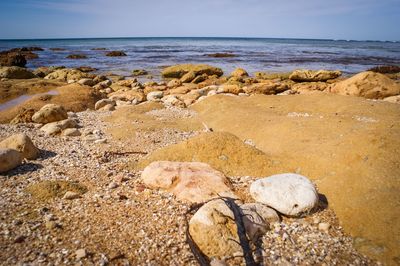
[{"left": 1, "top": 37, "right": 399, "bottom": 78}]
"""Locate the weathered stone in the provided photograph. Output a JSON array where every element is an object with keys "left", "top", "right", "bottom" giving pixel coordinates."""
[
  {"left": 162, "top": 64, "right": 223, "bottom": 78},
  {"left": 230, "top": 68, "right": 248, "bottom": 77},
  {"left": 32, "top": 104, "right": 68, "bottom": 124},
  {"left": 95, "top": 99, "right": 116, "bottom": 110},
  {"left": 40, "top": 118, "right": 78, "bottom": 136},
  {"left": 180, "top": 71, "right": 196, "bottom": 83},
  {"left": 243, "top": 82, "right": 289, "bottom": 95},
  {"left": 0, "top": 66, "right": 36, "bottom": 79},
  {"left": 141, "top": 161, "right": 235, "bottom": 203},
  {"left": 0, "top": 133, "right": 39, "bottom": 160},
  {"left": 0, "top": 148, "right": 22, "bottom": 173},
  {"left": 146, "top": 91, "right": 164, "bottom": 101},
  {"left": 289, "top": 70, "right": 341, "bottom": 82}
]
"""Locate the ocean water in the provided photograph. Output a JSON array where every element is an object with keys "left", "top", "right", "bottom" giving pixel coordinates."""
[{"left": 1, "top": 37, "right": 399, "bottom": 77}]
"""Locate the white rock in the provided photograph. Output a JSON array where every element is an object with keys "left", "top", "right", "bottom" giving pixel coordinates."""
[
  {"left": 62, "top": 128, "right": 81, "bottom": 137},
  {"left": 75, "top": 248, "right": 87, "bottom": 259},
  {"left": 318, "top": 222, "right": 330, "bottom": 232},
  {"left": 146, "top": 91, "right": 164, "bottom": 101},
  {"left": 63, "top": 191, "right": 80, "bottom": 200},
  {"left": 78, "top": 78, "right": 95, "bottom": 86},
  {"left": 0, "top": 148, "right": 22, "bottom": 173},
  {"left": 250, "top": 173, "right": 318, "bottom": 216}
]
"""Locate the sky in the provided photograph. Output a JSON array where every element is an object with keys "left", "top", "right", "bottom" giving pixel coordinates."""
[{"left": 0, "top": 0, "right": 399, "bottom": 41}]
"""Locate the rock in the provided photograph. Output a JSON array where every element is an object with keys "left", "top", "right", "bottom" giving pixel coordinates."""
[
  {"left": 250, "top": 173, "right": 318, "bottom": 216},
  {"left": 141, "top": 161, "right": 235, "bottom": 203},
  {"left": 66, "top": 54, "right": 87, "bottom": 59},
  {"left": 108, "top": 182, "right": 119, "bottom": 189},
  {"left": 205, "top": 53, "right": 236, "bottom": 58},
  {"left": 289, "top": 70, "right": 341, "bottom": 82},
  {"left": 0, "top": 133, "right": 40, "bottom": 160},
  {"left": 255, "top": 72, "right": 292, "bottom": 80},
  {"left": 63, "top": 191, "right": 81, "bottom": 200},
  {"left": 146, "top": 91, "right": 164, "bottom": 101},
  {"left": 44, "top": 68, "right": 89, "bottom": 81},
  {"left": 367, "top": 65, "right": 400, "bottom": 74},
  {"left": 75, "top": 249, "right": 87, "bottom": 259},
  {"left": 161, "top": 95, "right": 185, "bottom": 108},
  {"left": 95, "top": 99, "right": 116, "bottom": 110},
  {"left": 32, "top": 104, "right": 68, "bottom": 124},
  {"left": 189, "top": 199, "right": 272, "bottom": 258},
  {"left": 109, "top": 90, "right": 145, "bottom": 102},
  {"left": 217, "top": 84, "right": 243, "bottom": 95},
  {"left": 0, "top": 148, "right": 23, "bottom": 173},
  {"left": 0, "top": 66, "right": 36, "bottom": 79},
  {"left": 115, "top": 79, "right": 137, "bottom": 87},
  {"left": 76, "top": 66, "right": 97, "bottom": 73},
  {"left": 40, "top": 118, "right": 78, "bottom": 136},
  {"left": 137, "top": 132, "right": 273, "bottom": 177},
  {"left": 132, "top": 69, "right": 148, "bottom": 76},
  {"left": 162, "top": 64, "right": 223, "bottom": 78},
  {"left": 383, "top": 95, "right": 400, "bottom": 104},
  {"left": 167, "top": 79, "right": 182, "bottom": 87},
  {"left": 33, "top": 66, "right": 65, "bottom": 78},
  {"left": 0, "top": 53, "right": 27, "bottom": 67},
  {"left": 106, "top": 51, "right": 127, "bottom": 57},
  {"left": 329, "top": 71, "right": 400, "bottom": 99},
  {"left": 61, "top": 128, "right": 81, "bottom": 137},
  {"left": 191, "top": 74, "right": 208, "bottom": 84},
  {"left": 292, "top": 82, "right": 328, "bottom": 94},
  {"left": 318, "top": 222, "right": 331, "bottom": 232},
  {"left": 230, "top": 68, "right": 248, "bottom": 77},
  {"left": 78, "top": 78, "right": 95, "bottom": 86},
  {"left": 99, "top": 104, "right": 115, "bottom": 111},
  {"left": 243, "top": 82, "right": 289, "bottom": 95},
  {"left": 180, "top": 71, "right": 196, "bottom": 83}
]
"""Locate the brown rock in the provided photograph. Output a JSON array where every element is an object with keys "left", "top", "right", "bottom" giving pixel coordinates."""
[
  {"left": 0, "top": 66, "right": 36, "bottom": 79},
  {"left": 230, "top": 68, "right": 248, "bottom": 77},
  {"left": 106, "top": 51, "right": 127, "bottom": 57},
  {"left": 243, "top": 82, "right": 289, "bottom": 95},
  {"left": 180, "top": 71, "right": 196, "bottom": 83},
  {"left": 290, "top": 69, "right": 341, "bottom": 82}
]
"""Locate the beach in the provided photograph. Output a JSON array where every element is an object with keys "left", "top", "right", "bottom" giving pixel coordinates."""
[{"left": 0, "top": 42, "right": 400, "bottom": 266}]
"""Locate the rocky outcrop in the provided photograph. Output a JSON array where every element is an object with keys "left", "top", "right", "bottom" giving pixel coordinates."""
[
  {"left": 0, "top": 148, "right": 22, "bottom": 173},
  {"left": 250, "top": 173, "right": 318, "bottom": 216},
  {"left": 243, "top": 82, "right": 289, "bottom": 95},
  {"left": 191, "top": 93, "right": 400, "bottom": 263},
  {"left": 132, "top": 69, "right": 148, "bottom": 76},
  {"left": 66, "top": 54, "right": 87, "bottom": 59},
  {"left": 141, "top": 161, "right": 235, "bottom": 203},
  {"left": 290, "top": 70, "right": 341, "bottom": 82},
  {"left": 0, "top": 53, "right": 26, "bottom": 67},
  {"left": 31, "top": 104, "right": 68, "bottom": 124},
  {"left": 230, "top": 68, "right": 248, "bottom": 77},
  {"left": 162, "top": 64, "right": 223, "bottom": 78},
  {"left": 0, "top": 66, "right": 36, "bottom": 79},
  {"left": 0, "top": 133, "right": 39, "bottom": 160},
  {"left": 329, "top": 71, "right": 400, "bottom": 99}
]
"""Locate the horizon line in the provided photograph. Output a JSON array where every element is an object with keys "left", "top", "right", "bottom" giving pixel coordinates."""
[{"left": 0, "top": 36, "right": 398, "bottom": 43}]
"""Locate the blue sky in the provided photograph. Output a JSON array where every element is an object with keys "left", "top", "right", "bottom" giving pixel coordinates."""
[{"left": 1, "top": 0, "right": 399, "bottom": 40}]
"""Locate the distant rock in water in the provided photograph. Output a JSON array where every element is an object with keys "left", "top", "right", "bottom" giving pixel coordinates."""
[
  {"left": 77, "top": 66, "right": 97, "bottom": 72},
  {"left": 0, "top": 53, "right": 27, "bottom": 67},
  {"left": 132, "top": 69, "right": 148, "bottom": 76},
  {"left": 367, "top": 65, "right": 400, "bottom": 74},
  {"left": 91, "top": 47, "right": 107, "bottom": 50},
  {"left": 49, "top": 48, "right": 66, "bottom": 51},
  {"left": 205, "top": 52, "right": 236, "bottom": 58},
  {"left": 106, "top": 51, "right": 127, "bottom": 57},
  {"left": 66, "top": 54, "right": 87, "bottom": 59}
]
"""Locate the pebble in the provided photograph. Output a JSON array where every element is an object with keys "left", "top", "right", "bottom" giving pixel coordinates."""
[
  {"left": 108, "top": 182, "right": 119, "bottom": 189},
  {"left": 63, "top": 191, "right": 81, "bottom": 200},
  {"left": 319, "top": 222, "right": 331, "bottom": 232},
  {"left": 75, "top": 248, "right": 87, "bottom": 259}
]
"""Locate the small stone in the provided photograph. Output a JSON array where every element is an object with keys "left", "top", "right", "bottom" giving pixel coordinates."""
[
  {"left": 14, "top": 235, "right": 26, "bottom": 243},
  {"left": 63, "top": 191, "right": 81, "bottom": 200},
  {"left": 108, "top": 182, "right": 119, "bottom": 189},
  {"left": 318, "top": 222, "right": 330, "bottom": 232},
  {"left": 75, "top": 249, "right": 87, "bottom": 259},
  {"left": 62, "top": 128, "right": 81, "bottom": 137}
]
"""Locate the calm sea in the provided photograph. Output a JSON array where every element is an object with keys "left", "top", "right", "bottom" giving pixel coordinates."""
[{"left": 1, "top": 37, "right": 399, "bottom": 77}]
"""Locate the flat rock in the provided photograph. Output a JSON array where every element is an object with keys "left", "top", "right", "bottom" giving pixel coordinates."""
[
  {"left": 0, "top": 66, "right": 36, "bottom": 79},
  {"left": 250, "top": 173, "right": 318, "bottom": 216},
  {"left": 32, "top": 104, "right": 68, "bottom": 124},
  {"left": 141, "top": 161, "right": 235, "bottom": 203},
  {"left": 162, "top": 64, "right": 223, "bottom": 78},
  {"left": 0, "top": 133, "right": 39, "bottom": 160},
  {"left": 40, "top": 118, "right": 78, "bottom": 135},
  {"left": 0, "top": 148, "right": 22, "bottom": 173}
]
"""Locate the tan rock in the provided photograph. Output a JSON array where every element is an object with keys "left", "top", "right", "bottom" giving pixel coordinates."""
[
  {"left": 95, "top": 99, "right": 116, "bottom": 110},
  {"left": 292, "top": 82, "right": 328, "bottom": 94},
  {"left": 32, "top": 104, "right": 68, "bottom": 124},
  {"left": 141, "top": 161, "right": 235, "bottom": 203},
  {"left": 289, "top": 69, "right": 341, "bottom": 82},
  {"left": 383, "top": 95, "right": 400, "bottom": 103},
  {"left": 0, "top": 148, "right": 22, "bottom": 173},
  {"left": 0, "top": 66, "right": 36, "bottom": 79},
  {"left": 191, "top": 74, "right": 208, "bottom": 84},
  {"left": 44, "top": 68, "right": 90, "bottom": 81},
  {"left": 217, "top": 84, "right": 243, "bottom": 95},
  {"left": 230, "top": 68, "right": 248, "bottom": 77},
  {"left": 329, "top": 71, "right": 400, "bottom": 99},
  {"left": 243, "top": 82, "right": 289, "bottom": 95},
  {"left": 167, "top": 79, "right": 182, "bottom": 88},
  {"left": 61, "top": 128, "right": 81, "bottom": 137},
  {"left": 40, "top": 118, "right": 78, "bottom": 136},
  {"left": 9, "top": 109, "right": 35, "bottom": 124},
  {"left": 0, "top": 133, "right": 39, "bottom": 160},
  {"left": 162, "top": 64, "right": 223, "bottom": 78},
  {"left": 109, "top": 90, "right": 145, "bottom": 102},
  {"left": 180, "top": 71, "right": 196, "bottom": 83}
]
